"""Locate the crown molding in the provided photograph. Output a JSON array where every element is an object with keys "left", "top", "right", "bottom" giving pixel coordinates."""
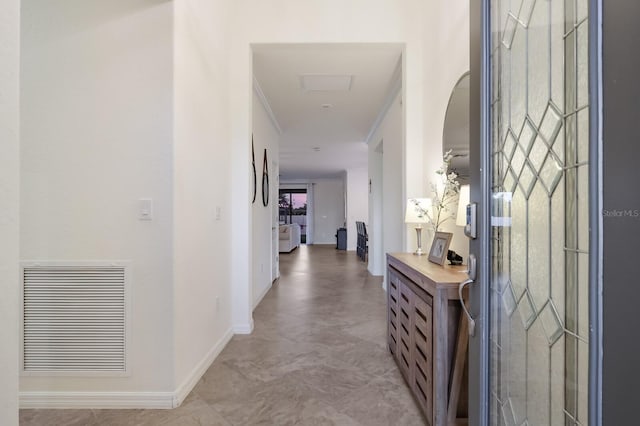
[
  {"left": 365, "top": 58, "right": 402, "bottom": 145},
  {"left": 253, "top": 77, "right": 283, "bottom": 135}
]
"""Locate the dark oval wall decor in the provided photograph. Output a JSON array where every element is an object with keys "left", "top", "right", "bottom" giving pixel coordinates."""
[
  {"left": 251, "top": 136, "right": 257, "bottom": 204},
  {"left": 262, "top": 148, "right": 269, "bottom": 206}
]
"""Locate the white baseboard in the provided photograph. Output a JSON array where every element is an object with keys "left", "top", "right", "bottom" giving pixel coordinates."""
[
  {"left": 19, "top": 328, "right": 235, "bottom": 410},
  {"left": 172, "top": 327, "right": 233, "bottom": 407},
  {"left": 19, "top": 391, "right": 175, "bottom": 409},
  {"left": 253, "top": 282, "right": 272, "bottom": 310},
  {"left": 233, "top": 319, "right": 254, "bottom": 334}
]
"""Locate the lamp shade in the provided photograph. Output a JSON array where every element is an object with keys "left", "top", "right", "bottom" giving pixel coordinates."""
[
  {"left": 456, "top": 185, "right": 470, "bottom": 227},
  {"left": 405, "top": 198, "right": 431, "bottom": 224}
]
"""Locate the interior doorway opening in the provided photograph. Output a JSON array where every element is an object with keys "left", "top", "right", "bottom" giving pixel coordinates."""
[{"left": 279, "top": 188, "right": 308, "bottom": 244}]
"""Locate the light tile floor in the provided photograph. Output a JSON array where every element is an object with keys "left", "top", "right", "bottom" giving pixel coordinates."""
[{"left": 20, "top": 245, "right": 424, "bottom": 425}]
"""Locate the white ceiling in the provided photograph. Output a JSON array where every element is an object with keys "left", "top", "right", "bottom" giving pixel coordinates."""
[{"left": 253, "top": 44, "right": 402, "bottom": 180}]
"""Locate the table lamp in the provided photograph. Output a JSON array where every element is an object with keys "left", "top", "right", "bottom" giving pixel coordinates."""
[{"left": 405, "top": 198, "right": 431, "bottom": 256}]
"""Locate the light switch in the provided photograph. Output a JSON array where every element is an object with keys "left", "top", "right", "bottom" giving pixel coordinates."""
[
  {"left": 139, "top": 198, "right": 153, "bottom": 221},
  {"left": 215, "top": 206, "right": 221, "bottom": 221}
]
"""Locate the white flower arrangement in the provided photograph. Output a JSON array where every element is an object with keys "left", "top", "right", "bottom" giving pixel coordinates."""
[{"left": 409, "top": 150, "right": 461, "bottom": 233}]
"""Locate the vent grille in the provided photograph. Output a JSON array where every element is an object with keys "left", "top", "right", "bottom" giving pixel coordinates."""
[{"left": 22, "top": 265, "right": 127, "bottom": 373}]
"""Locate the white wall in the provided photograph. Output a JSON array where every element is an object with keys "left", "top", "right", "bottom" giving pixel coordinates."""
[
  {"left": 311, "top": 179, "right": 345, "bottom": 245},
  {"left": 173, "top": 0, "right": 233, "bottom": 402},
  {"left": 368, "top": 91, "right": 403, "bottom": 282},
  {"left": 252, "top": 88, "right": 280, "bottom": 307},
  {"left": 0, "top": 0, "right": 20, "bottom": 422},
  {"left": 345, "top": 167, "right": 369, "bottom": 251},
  {"left": 20, "top": 0, "right": 175, "bottom": 395},
  {"left": 421, "top": 1, "right": 470, "bottom": 258},
  {"left": 368, "top": 145, "right": 384, "bottom": 276}
]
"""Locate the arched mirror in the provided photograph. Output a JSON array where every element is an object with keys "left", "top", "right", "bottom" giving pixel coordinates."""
[{"left": 442, "top": 72, "right": 470, "bottom": 184}]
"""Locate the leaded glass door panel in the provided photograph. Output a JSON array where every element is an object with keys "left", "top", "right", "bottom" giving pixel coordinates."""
[{"left": 488, "top": 0, "right": 590, "bottom": 425}]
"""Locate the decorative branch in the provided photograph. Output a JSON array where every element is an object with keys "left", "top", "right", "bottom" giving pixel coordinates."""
[{"left": 410, "top": 150, "right": 460, "bottom": 233}]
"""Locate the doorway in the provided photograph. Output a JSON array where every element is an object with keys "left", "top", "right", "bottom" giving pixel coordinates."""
[{"left": 279, "top": 189, "right": 308, "bottom": 244}]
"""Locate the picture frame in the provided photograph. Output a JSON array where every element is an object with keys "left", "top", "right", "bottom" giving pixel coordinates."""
[{"left": 428, "top": 231, "right": 453, "bottom": 265}]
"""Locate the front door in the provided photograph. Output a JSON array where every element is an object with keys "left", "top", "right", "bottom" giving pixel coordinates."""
[{"left": 470, "top": 0, "right": 597, "bottom": 424}]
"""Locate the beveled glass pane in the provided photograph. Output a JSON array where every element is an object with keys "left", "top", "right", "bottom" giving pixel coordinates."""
[
  {"left": 566, "top": 251, "right": 579, "bottom": 336},
  {"left": 501, "top": 399, "right": 516, "bottom": 426},
  {"left": 501, "top": 50, "right": 511, "bottom": 132},
  {"left": 493, "top": 52, "right": 500, "bottom": 102},
  {"left": 527, "top": 0, "right": 550, "bottom": 125},
  {"left": 551, "top": 123, "right": 566, "bottom": 164},
  {"left": 494, "top": 116, "right": 502, "bottom": 152},
  {"left": 565, "top": 334, "right": 580, "bottom": 420},
  {"left": 490, "top": 340, "right": 500, "bottom": 398},
  {"left": 565, "top": 30, "right": 577, "bottom": 112},
  {"left": 502, "top": 14, "right": 519, "bottom": 49},
  {"left": 539, "top": 103, "right": 563, "bottom": 144},
  {"left": 489, "top": 0, "right": 590, "bottom": 423},
  {"left": 577, "top": 0, "right": 589, "bottom": 23},
  {"left": 529, "top": 135, "right": 549, "bottom": 172},
  {"left": 551, "top": 176, "right": 566, "bottom": 320},
  {"left": 491, "top": 291, "right": 499, "bottom": 343},
  {"left": 577, "top": 22, "right": 589, "bottom": 108},
  {"left": 493, "top": 3, "right": 502, "bottom": 41},
  {"left": 510, "top": 28, "right": 527, "bottom": 127},
  {"left": 498, "top": 302, "right": 510, "bottom": 403},
  {"left": 504, "top": 168, "right": 517, "bottom": 192},
  {"left": 540, "top": 154, "right": 563, "bottom": 194},
  {"left": 519, "top": 117, "right": 537, "bottom": 153},
  {"left": 501, "top": 152, "right": 510, "bottom": 179},
  {"left": 494, "top": 265, "right": 510, "bottom": 293},
  {"left": 518, "top": 0, "right": 537, "bottom": 27},
  {"left": 578, "top": 252, "right": 589, "bottom": 340},
  {"left": 498, "top": 0, "right": 510, "bottom": 48},
  {"left": 527, "top": 182, "right": 550, "bottom": 310},
  {"left": 550, "top": 0, "right": 565, "bottom": 108},
  {"left": 550, "top": 334, "right": 566, "bottom": 424},
  {"left": 511, "top": 189, "right": 527, "bottom": 298},
  {"left": 526, "top": 319, "right": 550, "bottom": 425},
  {"left": 578, "top": 340, "right": 589, "bottom": 425},
  {"left": 540, "top": 300, "right": 564, "bottom": 345},
  {"left": 577, "top": 165, "right": 589, "bottom": 251},
  {"left": 578, "top": 108, "right": 589, "bottom": 163},
  {"left": 495, "top": 291, "right": 506, "bottom": 347},
  {"left": 508, "top": 314, "right": 527, "bottom": 424},
  {"left": 518, "top": 161, "right": 537, "bottom": 197},
  {"left": 494, "top": 153, "right": 502, "bottom": 180},
  {"left": 518, "top": 290, "right": 536, "bottom": 330},
  {"left": 511, "top": 145, "right": 526, "bottom": 176},
  {"left": 504, "top": 169, "right": 518, "bottom": 193},
  {"left": 503, "top": 283, "right": 518, "bottom": 317},
  {"left": 491, "top": 407, "right": 501, "bottom": 426},
  {"left": 503, "top": 129, "right": 518, "bottom": 159}
]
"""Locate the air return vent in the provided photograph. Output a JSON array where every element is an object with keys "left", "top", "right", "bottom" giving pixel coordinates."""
[{"left": 22, "top": 263, "right": 129, "bottom": 375}]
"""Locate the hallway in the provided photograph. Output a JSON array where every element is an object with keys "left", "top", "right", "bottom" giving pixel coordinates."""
[{"left": 20, "top": 245, "right": 424, "bottom": 425}]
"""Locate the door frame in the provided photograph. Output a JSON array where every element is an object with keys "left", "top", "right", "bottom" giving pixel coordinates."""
[{"left": 467, "top": 0, "right": 490, "bottom": 424}]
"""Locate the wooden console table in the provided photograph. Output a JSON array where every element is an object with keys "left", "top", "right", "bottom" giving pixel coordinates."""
[{"left": 387, "top": 253, "right": 469, "bottom": 426}]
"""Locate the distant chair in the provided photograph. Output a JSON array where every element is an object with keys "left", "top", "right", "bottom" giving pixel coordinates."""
[{"left": 356, "top": 221, "right": 368, "bottom": 262}]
